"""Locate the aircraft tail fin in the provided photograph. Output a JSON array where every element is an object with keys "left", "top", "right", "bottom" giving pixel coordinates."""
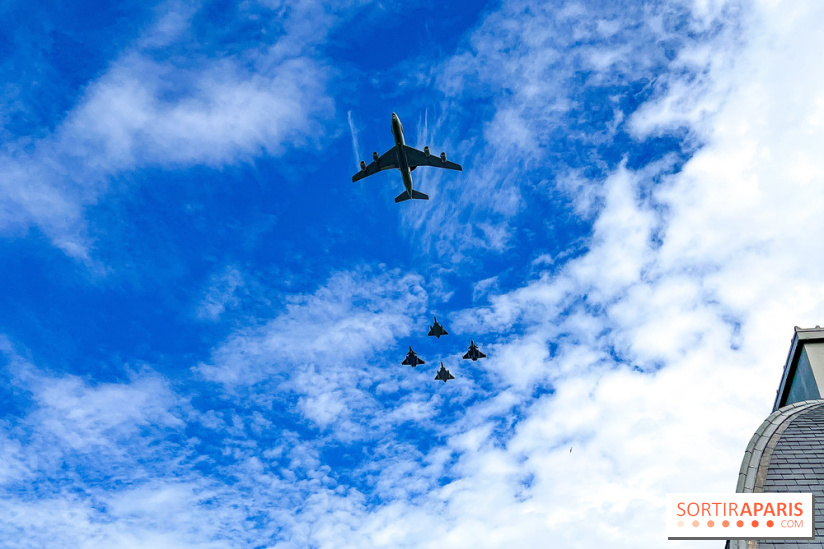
[{"left": 395, "top": 189, "right": 429, "bottom": 203}]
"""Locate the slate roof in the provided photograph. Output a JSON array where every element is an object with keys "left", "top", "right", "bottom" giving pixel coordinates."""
[{"left": 727, "top": 400, "right": 824, "bottom": 549}]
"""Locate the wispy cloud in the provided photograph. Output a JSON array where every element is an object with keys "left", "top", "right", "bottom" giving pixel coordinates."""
[
  {"left": 196, "top": 266, "right": 245, "bottom": 321},
  {"left": 0, "top": 0, "right": 363, "bottom": 260},
  {"left": 386, "top": 1, "right": 824, "bottom": 546},
  {"left": 402, "top": 0, "right": 737, "bottom": 264},
  {"left": 196, "top": 266, "right": 430, "bottom": 436},
  {"left": 5, "top": 1, "right": 824, "bottom": 548},
  {"left": 472, "top": 275, "right": 498, "bottom": 301}
]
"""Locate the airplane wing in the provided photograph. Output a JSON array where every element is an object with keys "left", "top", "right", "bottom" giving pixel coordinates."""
[
  {"left": 352, "top": 147, "right": 400, "bottom": 182},
  {"left": 462, "top": 351, "right": 470, "bottom": 359},
  {"left": 404, "top": 145, "right": 463, "bottom": 171},
  {"left": 478, "top": 351, "right": 486, "bottom": 358}
]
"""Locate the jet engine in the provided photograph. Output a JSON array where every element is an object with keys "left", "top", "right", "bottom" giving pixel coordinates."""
[
  {"left": 424, "top": 146, "right": 430, "bottom": 156},
  {"left": 373, "top": 151, "right": 379, "bottom": 162},
  {"left": 440, "top": 152, "right": 447, "bottom": 163},
  {"left": 360, "top": 160, "right": 367, "bottom": 171}
]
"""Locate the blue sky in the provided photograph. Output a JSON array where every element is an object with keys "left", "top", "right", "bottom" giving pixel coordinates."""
[{"left": 2, "top": 0, "right": 824, "bottom": 547}]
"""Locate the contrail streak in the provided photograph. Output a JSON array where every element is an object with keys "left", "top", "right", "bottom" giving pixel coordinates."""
[{"left": 347, "top": 110, "right": 361, "bottom": 171}]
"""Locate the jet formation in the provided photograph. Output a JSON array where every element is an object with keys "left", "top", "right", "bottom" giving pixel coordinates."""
[
  {"left": 353, "top": 113, "right": 483, "bottom": 382},
  {"left": 401, "top": 316, "right": 487, "bottom": 383},
  {"left": 352, "top": 113, "right": 462, "bottom": 203}
]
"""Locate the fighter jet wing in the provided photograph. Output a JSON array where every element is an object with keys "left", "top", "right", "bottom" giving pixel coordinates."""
[
  {"left": 428, "top": 325, "right": 448, "bottom": 337},
  {"left": 352, "top": 147, "right": 400, "bottom": 182},
  {"left": 435, "top": 368, "right": 455, "bottom": 381},
  {"left": 462, "top": 351, "right": 471, "bottom": 359},
  {"left": 404, "top": 145, "right": 462, "bottom": 171}
]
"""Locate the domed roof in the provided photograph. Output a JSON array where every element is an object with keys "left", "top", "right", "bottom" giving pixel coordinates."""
[{"left": 729, "top": 400, "right": 824, "bottom": 548}]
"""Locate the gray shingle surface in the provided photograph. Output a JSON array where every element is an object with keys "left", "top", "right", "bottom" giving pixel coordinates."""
[{"left": 756, "top": 404, "right": 824, "bottom": 548}]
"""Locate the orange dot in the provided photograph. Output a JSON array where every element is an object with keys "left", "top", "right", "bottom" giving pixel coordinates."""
[
  {"left": 707, "top": 520, "right": 715, "bottom": 527},
  {"left": 752, "top": 520, "right": 759, "bottom": 527},
  {"left": 677, "top": 520, "right": 684, "bottom": 527},
  {"left": 737, "top": 520, "right": 744, "bottom": 527},
  {"left": 722, "top": 520, "right": 730, "bottom": 527},
  {"left": 692, "top": 520, "right": 699, "bottom": 527},
  {"left": 767, "top": 520, "right": 774, "bottom": 528}
]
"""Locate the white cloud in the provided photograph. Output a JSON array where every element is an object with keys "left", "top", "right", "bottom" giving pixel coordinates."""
[
  {"left": 0, "top": 0, "right": 351, "bottom": 259},
  {"left": 4, "top": 345, "right": 186, "bottom": 454},
  {"left": 196, "top": 266, "right": 245, "bottom": 321},
  {"left": 0, "top": 343, "right": 239, "bottom": 548},
  {"left": 196, "top": 266, "right": 429, "bottom": 435},
  {"left": 0, "top": 433, "right": 30, "bottom": 486},
  {"left": 472, "top": 275, "right": 498, "bottom": 301},
  {"left": 350, "top": 1, "right": 824, "bottom": 547},
  {"left": 404, "top": 0, "right": 721, "bottom": 263},
  {"left": 6, "top": 0, "right": 824, "bottom": 547},
  {"left": 30, "top": 372, "right": 185, "bottom": 450},
  {"left": 197, "top": 267, "right": 427, "bottom": 381},
  {"left": 64, "top": 55, "right": 328, "bottom": 169},
  {"left": 101, "top": 1, "right": 814, "bottom": 548},
  {"left": 0, "top": 488, "right": 235, "bottom": 549}
]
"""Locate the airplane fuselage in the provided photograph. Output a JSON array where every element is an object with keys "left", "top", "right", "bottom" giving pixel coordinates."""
[
  {"left": 352, "top": 112, "right": 461, "bottom": 202},
  {"left": 391, "top": 113, "right": 414, "bottom": 197}
]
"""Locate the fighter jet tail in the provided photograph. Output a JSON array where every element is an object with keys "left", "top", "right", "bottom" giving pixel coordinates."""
[{"left": 394, "top": 190, "right": 429, "bottom": 203}]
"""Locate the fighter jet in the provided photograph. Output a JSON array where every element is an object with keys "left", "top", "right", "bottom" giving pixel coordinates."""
[
  {"left": 462, "top": 340, "right": 487, "bottom": 361},
  {"left": 435, "top": 362, "right": 455, "bottom": 382},
  {"left": 401, "top": 346, "right": 425, "bottom": 367},
  {"left": 427, "top": 316, "right": 448, "bottom": 338},
  {"left": 352, "top": 113, "right": 463, "bottom": 203}
]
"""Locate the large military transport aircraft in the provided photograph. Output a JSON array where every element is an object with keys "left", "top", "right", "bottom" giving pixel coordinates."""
[{"left": 352, "top": 113, "right": 462, "bottom": 203}]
